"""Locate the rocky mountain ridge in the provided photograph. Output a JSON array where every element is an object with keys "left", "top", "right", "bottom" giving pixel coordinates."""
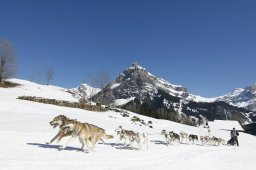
[{"left": 90, "top": 63, "right": 255, "bottom": 125}]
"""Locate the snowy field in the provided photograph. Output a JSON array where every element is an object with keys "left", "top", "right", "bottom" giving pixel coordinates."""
[{"left": 0, "top": 79, "right": 256, "bottom": 170}]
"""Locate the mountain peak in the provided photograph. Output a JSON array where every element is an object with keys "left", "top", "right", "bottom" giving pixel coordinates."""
[
  {"left": 94, "top": 63, "right": 214, "bottom": 106},
  {"left": 116, "top": 62, "right": 151, "bottom": 84},
  {"left": 69, "top": 83, "right": 100, "bottom": 99},
  {"left": 217, "top": 84, "right": 256, "bottom": 112},
  {"left": 126, "top": 62, "right": 147, "bottom": 72},
  {"left": 131, "top": 61, "right": 144, "bottom": 69},
  {"left": 125, "top": 62, "right": 148, "bottom": 73}
]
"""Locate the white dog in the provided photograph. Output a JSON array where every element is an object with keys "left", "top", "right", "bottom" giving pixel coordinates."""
[
  {"left": 130, "top": 133, "right": 149, "bottom": 150},
  {"left": 180, "top": 131, "right": 189, "bottom": 143}
]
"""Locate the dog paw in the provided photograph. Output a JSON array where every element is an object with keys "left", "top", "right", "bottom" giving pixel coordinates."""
[{"left": 83, "top": 149, "right": 90, "bottom": 153}]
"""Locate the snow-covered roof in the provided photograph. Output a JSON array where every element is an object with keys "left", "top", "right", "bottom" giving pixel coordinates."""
[{"left": 208, "top": 120, "right": 244, "bottom": 131}]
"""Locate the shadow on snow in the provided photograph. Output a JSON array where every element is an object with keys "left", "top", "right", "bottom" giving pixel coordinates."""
[
  {"left": 27, "top": 142, "right": 81, "bottom": 151},
  {"left": 27, "top": 142, "right": 140, "bottom": 151}
]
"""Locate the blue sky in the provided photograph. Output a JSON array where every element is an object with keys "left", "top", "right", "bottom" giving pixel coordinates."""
[{"left": 0, "top": 0, "right": 255, "bottom": 97}]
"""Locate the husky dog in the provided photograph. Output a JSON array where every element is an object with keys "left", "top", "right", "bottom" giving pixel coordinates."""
[
  {"left": 180, "top": 131, "right": 189, "bottom": 143},
  {"left": 60, "top": 119, "right": 113, "bottom": 152},
  {"left": 115, "top": 126, "right": 137, "bottom": 145},
  {"left": 169, "top": 131, "right": 180, "bottom": 144},
  {"left": 210, "top": 136, "right": 219, "bottom": 145},
  {"left": 47, "top": 115, "right": 73, "bottom": 144},
  {"left": 161, "top": 130, "right": 180, "bottom": 145},
  {"left": 210, "top": 136, "right": 226, "bottom": 146},
  {"left": 200, "top": 136, "right": 204, "bottom": 145},
  {"left": 130, "top": 133, "right": 149, "bottom": 150},
  {"left": 188, "top": 134, "right": 198, "bottom": 144},
  {"left": 200, "top": 136, "right": 211, "bottom": 145},
  {"left": 161, "top": 130, "right": 171, "bottom": 145},
  {"left": 47, "top": 115, "right": 104, "bottom": 144},
  {"left": 217, "top": 138, "right": 226, "bottom": 145}
]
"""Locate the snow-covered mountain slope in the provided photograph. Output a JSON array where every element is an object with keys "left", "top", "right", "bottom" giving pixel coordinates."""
[
  {"left": 1, "top": 78, "right": 256, "bottom": 170},
  {"left": 217, "top": 84, "right": 256, "bottom": 112},
  {"left": 92, "top": 63, "right": 254, "bottom": 124},
  {"left": 2, "top": 79, "right": 78, "bottom": 102},
  {"left": 69, "top": 83, "right": 100, "bottom": 99}
]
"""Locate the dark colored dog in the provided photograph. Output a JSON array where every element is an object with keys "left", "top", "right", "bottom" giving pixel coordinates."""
[{"left": 189, "top": 134, "right": 198, "bottom": 144}]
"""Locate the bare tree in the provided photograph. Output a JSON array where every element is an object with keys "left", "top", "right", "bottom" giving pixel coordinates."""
[
  {"left": 0, "top": 40, "right": 17, "bottom": 83},
  {"left": 45, "top": 68, "right": 54, "bottom": 85},
  {"left": 85, "top": 73, "right": 100, "bottom": 105},
  {"left": 91, "top": 71, "right": 111, "bottom": 104}
]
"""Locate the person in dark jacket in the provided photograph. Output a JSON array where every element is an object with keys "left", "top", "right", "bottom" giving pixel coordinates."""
[{"left": 230, "top": 127, "right": 239, "bottom": 146}]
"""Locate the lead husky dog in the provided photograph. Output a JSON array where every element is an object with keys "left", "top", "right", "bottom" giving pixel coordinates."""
[
  {"left": 47, "top": 115, "right": 105, "bottom": 145},
  {"left": 60, "top": 119, "right": 113, "bottom": 152},
  {"left": 47, "top": 115, "right": 73, "bottom": 144}
]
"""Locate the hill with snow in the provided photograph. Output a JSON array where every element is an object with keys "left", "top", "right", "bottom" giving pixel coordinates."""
[
  {"left": 217, "top": 84, "right": 256, "bottom": 112},
  {"left": 1, "top": 79, "right": 256, "bottom": 170},
  {"left": 91, "top": 63, "right": 254, "bottom": 125},
  {"left": 1, "top": 79, "right": 78, "bottom": 102}
]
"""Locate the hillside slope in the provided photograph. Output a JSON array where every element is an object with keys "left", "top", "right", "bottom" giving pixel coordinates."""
[{"left": 0, "top": 79, "right": 256, "bottom": 170}]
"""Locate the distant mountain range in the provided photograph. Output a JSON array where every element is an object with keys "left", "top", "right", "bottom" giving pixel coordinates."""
[
  {"left": 216, "top": 84, "right": 256, "bottom": 112},
  {"left": 68, "top": 83, "right": 100, "bottom": 99},
  {"left": 72, "top": 63, "right": 256, "bottom": 125}
]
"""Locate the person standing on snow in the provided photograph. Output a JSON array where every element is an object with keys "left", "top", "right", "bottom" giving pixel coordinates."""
[{"left": 230, "top": 127, "right": 239, "bottom": 146}]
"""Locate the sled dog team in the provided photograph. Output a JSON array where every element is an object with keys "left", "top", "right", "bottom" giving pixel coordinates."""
[
  {"left": 47, "top": 115, "right": 226, "bottom": 152},
  {"left": 161, "top": 130, "right": 226, "bottom": 146}
]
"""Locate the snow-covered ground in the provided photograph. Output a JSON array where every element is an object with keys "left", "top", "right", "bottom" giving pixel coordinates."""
[{"left": 0, "top": 79, "right": 256, "bottom": 170}]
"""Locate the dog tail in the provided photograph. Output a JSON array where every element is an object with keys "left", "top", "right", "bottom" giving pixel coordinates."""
[{"left": 102, "top": 131, "right": 114, "bottom": 140}]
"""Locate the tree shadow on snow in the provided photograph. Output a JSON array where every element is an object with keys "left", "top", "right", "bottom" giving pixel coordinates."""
[{"left": 27, "top": 142, "right": 81, "bottom": 151}]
